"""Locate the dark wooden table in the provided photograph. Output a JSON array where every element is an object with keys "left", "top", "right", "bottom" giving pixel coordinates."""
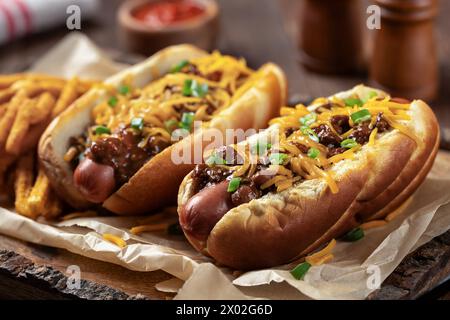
[{"left": 0, "top": 0, "right": 449, "bottom": 299}]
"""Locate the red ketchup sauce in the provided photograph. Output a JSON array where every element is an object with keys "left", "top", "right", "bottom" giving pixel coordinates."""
[{"left": 132, "top": 0, "right": 205, "bottom": 28}]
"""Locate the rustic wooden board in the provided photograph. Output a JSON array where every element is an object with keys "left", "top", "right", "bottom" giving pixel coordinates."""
[
  {"left": 1, "top": 230, "right": 449, "bottom": 300},
  {"left": 0, "top": 0, "right": 449, "bottom": 299}
]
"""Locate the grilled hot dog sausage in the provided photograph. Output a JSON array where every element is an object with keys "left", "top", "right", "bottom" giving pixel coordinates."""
[
  {"left": 179, "top": 181, "right": 233, "bottom": 241},
  {"left": 73, "top": 158, "right": 116, "bottom": 203}
]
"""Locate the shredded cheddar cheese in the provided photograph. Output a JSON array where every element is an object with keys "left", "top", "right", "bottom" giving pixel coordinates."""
[
  {"left": 86, "top": 52, "right": 254, "bottom": 153},
  {"left": 368, "top": 127, "right": 378, "bottom": 146},
  {"left": 207, "top": 88, "right": 419, "bottom": 199},
  {"left": 307, "top": 253, "right": 334, "bottom": 266}
]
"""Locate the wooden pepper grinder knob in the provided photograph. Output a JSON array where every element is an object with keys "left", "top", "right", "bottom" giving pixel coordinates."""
[
  {"left": 298, "top": 0, "right": 365, "bottom": 74},
  {"left": 369, "top": 0, "right": 439, "bottom": 101}
]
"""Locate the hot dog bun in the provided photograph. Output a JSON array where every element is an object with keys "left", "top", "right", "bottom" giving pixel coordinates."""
[
  {"left": 177, "top": 85, "right": 439, "bottom": 270},
  {"left": 39, "top": 45, "right": 287, "bottom": 215}
]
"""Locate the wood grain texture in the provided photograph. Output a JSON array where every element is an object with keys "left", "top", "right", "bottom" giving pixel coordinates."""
[
  {"left": 368, "top": 231, "right": 450, "bottom": 300},
  {"left": 278, "top": 0, "right": 450, "bottom": 149}
]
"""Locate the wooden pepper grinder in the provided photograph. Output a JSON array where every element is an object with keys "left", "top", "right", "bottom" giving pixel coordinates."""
[
  {"left": 369, "top": 0, "right": 439, "bottom": 101},
  {"left": 298, "top": 0, "right": 365, "bottom": 74}
]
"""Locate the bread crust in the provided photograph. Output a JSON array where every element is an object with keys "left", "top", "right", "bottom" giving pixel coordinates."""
[
  {"left": 38, "top": 45, "right": 287, "bottom": 214},
  {"left": 177, "top": 85, "right": 440, "bottom": 270}
]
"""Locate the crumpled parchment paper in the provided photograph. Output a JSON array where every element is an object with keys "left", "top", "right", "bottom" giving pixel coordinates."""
[{"left": 1, "top": 33, "right": 449, "bottom": 300}]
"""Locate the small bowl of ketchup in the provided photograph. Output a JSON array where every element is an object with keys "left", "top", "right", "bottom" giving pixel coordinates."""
[{"left": 118, "top": 0, "right": 219, "bottom": 56}]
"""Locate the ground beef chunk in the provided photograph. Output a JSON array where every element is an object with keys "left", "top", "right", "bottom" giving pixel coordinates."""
[
  {"left": 313, "top": 124, "right": 342, "bottom": 147},
  {"left": 207, "top": 71, "right": 222, "bottom": 82},
  {"left": 87, "top": 129, "right": 169, "bottom": 186},
  {"left": 349, "top": 122, "right": 372, "bottom": 144},
  {"left": 330, "top": 115, "right": 350, "bottom": 134},
  {"left": 231, "top": 183, "right": 261, "bottom": 206},
  {"left": 375, "top": 112, "right": 390, "bottom": 133}
]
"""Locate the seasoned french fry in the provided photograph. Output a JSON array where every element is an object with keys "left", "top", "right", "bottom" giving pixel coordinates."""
[
  {"left": 52, "top": 77, "right": 79, "bottom": 117},
  {"left": 29, "top": 92, "right": 55, "bottom": 125},
  {"left": 25, "top": 81, "right": 64, "bottom": 98},
  {"left": 0, "top": 73, "right": 97, "bottom": 218},
  {"left": 27, "top": 168, "right": 62, "bottom": 219},
  {"left": 5, "top": 98, "right": 35, "bottom": 155},
  {"left": 77, "top": 80, "right": 98, "bottom": 95},
  {"left": 0, "top": 90, "right": 26, "bottom": 145},
  {"left": 14, "top": 153, "right": 36, "bottom": 219},
  {"left": 26, "top": 74, "right": 66, "bottom": 85}
]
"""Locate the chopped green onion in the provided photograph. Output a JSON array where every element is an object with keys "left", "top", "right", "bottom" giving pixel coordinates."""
[
  {"left": 131, "top": 117, "right": 144, "bottom": 131},
  {"left": 170, "top": 60, "right": 189, "bottom": 73},
  {"left": 118, "top": 85, "right": 130, "bottom": 95},
  {"left": 299, "top": 113, "right": 317, "bottom": 127},
  {"left": 205, "top": 152, "right": 226, "bottom": 165},
  {"left": 290, "top": 262, "right": 311, "bottom": 280},
  {"left": 342, "top": 228, "right": 365, "bottom": 242},
  {"left": 108, "top": 96, "right": 118, "bottom": 107},
  {"left": 350, "top": 109, "right": 371, "bottom": 124},
  {"left": 307, "top": 148, "right": 320, "bottom": 159},
  {"left": 165, "top": 119, "right": 179, "bottom": 132},
  {"left": 300, "top": 126, "right": 319, "bottom": 143},
  {"left": 182, "top": 79, "right": 208, "bottom": 98},
  {"left": 94, "top": 126, "right": 111, "bottom": 135},
  {"left": 180, "top": 112, "right": 195, "bottom": 131},
  {"left": 227, "top": 177, "right": 241, "bottom": 193},
  {"left": 269, "top": 153, "right": 288, "bottom": 165},
  {"left": 344, "top": 98, "right": 363, "bottom": 108},
  {"left": 340, "top": 138, "right": 358, "bottom": 149}
]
